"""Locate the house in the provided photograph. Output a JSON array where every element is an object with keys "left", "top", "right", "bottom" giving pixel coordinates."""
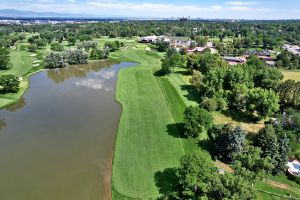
[
  {"left": 187, "top": 47, "right": 218, "bottom": 54},
  {"left": 139, "top": 35, "right": 169, "bottom": 44},
  {"left": 283, "top": 44, "right": 300, "bottom": 55},
  {"left": 287, "top": 159, "right": 300, "bottom": 177},
  {"left": 224, "top": 56, "right": 246, "bottom": 65},
  {"left": 258, "top": 56, "right": 276, "bottom": 66}
]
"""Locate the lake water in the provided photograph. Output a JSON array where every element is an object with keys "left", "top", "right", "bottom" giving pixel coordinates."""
[{"left": 0, "top": 61, "right": 135, "bottom": 200}]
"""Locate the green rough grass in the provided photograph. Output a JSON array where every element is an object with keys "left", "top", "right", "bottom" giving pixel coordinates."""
[
  {"left": 281, "top": 69, "right": 300, "bottom": 82},
  {"left": 0, "top": 45, "right": 43, "bottom": 108},
  {"left": 112, "top": 47, "right": 201, "bottom": 199}
]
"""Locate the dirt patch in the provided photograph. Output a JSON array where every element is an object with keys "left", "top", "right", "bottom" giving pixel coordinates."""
[
  {"left": 215, "top": 161, "right": 234, "bottom": 173},
  {"left": 265, "top": 179, "right": 290, "bottom": 190}
]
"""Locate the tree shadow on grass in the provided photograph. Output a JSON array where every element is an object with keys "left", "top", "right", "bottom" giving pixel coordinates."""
[
  {"left": 198, "top": 139, "right": 214, "bottom": 155},
  {"left": 220, "top": 109, "right": 260, "bottom": 123},
  {"left": 175, "top": 70, "right": 190, "bottom": 76},
  {"left": 154, "top": 168, "right": 178, "bottom": 196},
  {"left": 180, "top": 85, "right": 200, "bottom": 103},
  {"left": 153, "top": 69, "right": 165, "bottom": 77},
  {"left": 166, "top": 123, "right": 186, "bottom": 138}
]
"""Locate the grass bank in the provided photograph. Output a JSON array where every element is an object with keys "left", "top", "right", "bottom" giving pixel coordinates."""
[{"left": 0, "top": 44, "right": 43, "bottom": 108}]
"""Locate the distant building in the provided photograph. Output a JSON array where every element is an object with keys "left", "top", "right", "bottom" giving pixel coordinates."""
[
  {"left": 187, "top": 47, "right": 218, "bottom": 54},
  {"left": 283, "top": 44, "right": 300, "bottom": 55},
  {"left": 138, "top": 35, "right": 169, "bottom": 44},
  {"left": 179, "top": 17, "right": 188, "bottom": 21},
  {"left": 224, "top": 56, "right": 246, "bottom": 65}
]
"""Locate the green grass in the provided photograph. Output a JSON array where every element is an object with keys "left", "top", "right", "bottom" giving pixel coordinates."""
[
  {"left": 0, "top": 44, "right": 43, "bottom": 108},
  {"left": 281, "top": 69, "right": 300, "bottom": 82},
  {"left": 112, "top": 46, "right": 201, "bottom": 199}
]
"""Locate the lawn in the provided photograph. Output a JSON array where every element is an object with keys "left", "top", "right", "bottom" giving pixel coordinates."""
[
  {"left": 281, "top": 69, "right": 300, "bottom": 81},
  {"left": 0, "top": 44, "right": 43, "bottom": 108},
  {"left": 111, "top": 47, "right": 200, "bottom": 199}
]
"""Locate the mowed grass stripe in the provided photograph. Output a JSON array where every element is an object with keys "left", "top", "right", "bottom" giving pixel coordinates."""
[{"left": 113, "top": 50, "right": 186, "bottom": 199}]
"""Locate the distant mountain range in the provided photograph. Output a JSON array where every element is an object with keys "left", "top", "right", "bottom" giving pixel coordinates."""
[{"left": 0, "top": 9, "right": 98, "bottom": 18}]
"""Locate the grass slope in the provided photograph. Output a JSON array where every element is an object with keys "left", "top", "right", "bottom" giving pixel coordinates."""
[
  {"left": 281, "top": 69, "right": 300, "bottom": 82},
  {"left": 0, "top": 44, "right": 43, "bottom": 108},
  {"left": 112, "top": 47, "right": 200, "bottom": 199}
]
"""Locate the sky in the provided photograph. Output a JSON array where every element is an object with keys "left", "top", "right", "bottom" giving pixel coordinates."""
[{"left": 0, "top": 0, "right": 300, "bottom": 19}]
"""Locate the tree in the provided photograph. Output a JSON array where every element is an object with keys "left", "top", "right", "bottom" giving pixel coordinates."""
[
  {"left": 0, "top": 47, "right": 11, "bottom": 70},
  {"left": 198, "top": 53, "right": 227, "bottom": 75},
  {"left": 245, "top": 88, "right": 280, "bottom": 119},
  {"left": 90, "top": 49, "right": 109, "bottom": 60},
  {"left": 174, "top": 151, "right": 256, "bottom": 200},
  {"left": 234, "top": 145, "right": 274, "bottom": 175},
  {"left": 161, "top": 54, "right": 185, "bottom": 75},
  {"left": 78, "top": 34, "right": 93, "bottom": 42},
  {"left": 277, "top": 80, "right": 300, "bottom": 109},
  {"left": 183, "top": 106, "right": 213, "bottom": 138},
  {"left": 189, "top": 70, "right": 203, "bottom": 91},
  {"left": 246, "top": 55, "right": 266, "bottom": 69},
  {"left": 210, "top": 124, "right": 246, "bottom": 163},
  {"left": 0, "top": 74, "right": 20, "bottom": 93},
  {"left": 195, "top": 36, "right": 206, "bottom": 46},
  {"left": 50, "top": 42, "right": 64, "bottom": 52},
  {"left": 155, "top": 40, "right": 169, "bottom": 52},
  {"left": 254, "top": 125, "right": 290, "bottom": 174},
  {"left": 34, "top": 38, "right": 47, "bottom": 49},
  {"left": 67, "top": 36, "right": 77, "bottom": 45},
  {"left": 253, "top": 67, "right": 283, "bottom": 90},
  {"left": 27, "top": 35, "right": 39, "bottom": 44},
  {"left": 64, "top": 49, "right": 88, "bottom": 65},
  {"left": 166, "top": 47, "right": 178, "bottom": 58},
  {"left": 45, "top": 52, "right": 66, "bottom": 69},
  {"left": 27, "top": 44, "right": 37, "bottom": 52},
  {"left": 176, "top": 151, "right": 214, "bottom": 199},
  {"left": 77, "top": 41, "right": 97, "bottom": 51}
]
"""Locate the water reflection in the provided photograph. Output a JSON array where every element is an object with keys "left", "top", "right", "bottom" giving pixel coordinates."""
[
  {"left": 47, "top": 60, "right": 118, "bottom": 84},
  {"left": 5, "top": 97, "right": 26, "bottom": 112},
  {"left": 0, "top": 119, "right": 6, "bottom": 131}
]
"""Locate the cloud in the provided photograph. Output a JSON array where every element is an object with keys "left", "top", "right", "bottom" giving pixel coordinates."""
[
  {"left": 230, "top": 6, "right": 249, "bottom": 11},
  {"left": 75, "top": 79, "right": 112, "bottom": 91},
  {"left": 225, "top": 1, "right": 258, "bottom": 6}
]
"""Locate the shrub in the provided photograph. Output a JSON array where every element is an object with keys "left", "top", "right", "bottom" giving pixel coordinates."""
[
  {"left": 0, "top": 74, "right": 20, "bottom": 93},
  {"left": 27, "top": 44, "right": 37, "bottom": 52},
  {"left": 90, "top": 49, "right": 109, "bottom": 60},
  {"left": 50, "top": 42, "right": 64, "bottom": 52}
]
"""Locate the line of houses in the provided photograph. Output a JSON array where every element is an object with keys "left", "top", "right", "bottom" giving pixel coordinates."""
[{"left": 139, "top": 35, "right": 276, "bottom": 66}]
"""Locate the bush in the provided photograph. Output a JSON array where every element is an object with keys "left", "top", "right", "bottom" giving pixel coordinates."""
[
  {"left": 27, "top": 44, "right": 37, "bottom": 52},
  {"left": 90, "top": 49, "right": 109, "bottom": 60},
  {"left": 0, "top": 74, "right": 20, "bottom": 93},
  {"left": 50, "top": 42, "right": 64, "bottom": 52},
  {"left": 45, "top": 52, "right": 66, "bottom": 69}
]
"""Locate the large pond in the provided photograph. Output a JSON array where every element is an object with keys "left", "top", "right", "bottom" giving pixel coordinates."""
[{"left": 0, "top": 61, "right": 135, "bottom": 200}]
